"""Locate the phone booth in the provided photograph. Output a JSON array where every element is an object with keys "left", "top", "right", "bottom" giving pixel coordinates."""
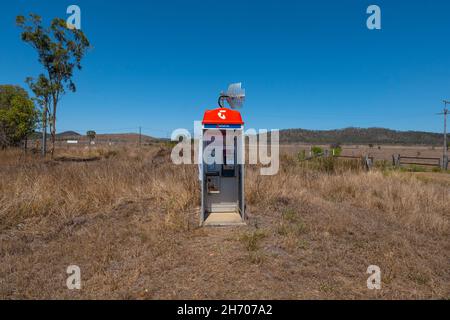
[{"left": 199, "top": 84, "right": 246, "bottom": 226}]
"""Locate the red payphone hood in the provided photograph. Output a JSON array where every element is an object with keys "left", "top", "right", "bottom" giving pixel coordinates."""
[{"left": 202, "top": 108, "right": 244, "bottom": 125}]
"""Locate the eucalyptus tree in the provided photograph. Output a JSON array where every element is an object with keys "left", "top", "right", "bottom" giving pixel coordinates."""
[
  {"left": 17, "top": 14, "right": 90, "bottom": 156},
  {"left": 0, "top": 85, "right": 38, "bottom": 149},
  {"left": 26, "top": 75, "right": 51, "bottom": 156}
]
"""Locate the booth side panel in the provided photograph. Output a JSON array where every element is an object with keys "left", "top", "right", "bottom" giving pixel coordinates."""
[{"left": 240, "top": 131, "right": 245, "bottom": 220}]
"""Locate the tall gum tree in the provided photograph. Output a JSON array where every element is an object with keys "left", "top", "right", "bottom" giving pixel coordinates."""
[
  {"left": 26, "top": 74, "right": 51, "bottom": 156},
  {"left": 17, "top": 14, "right": 90, "bottom": 156}
]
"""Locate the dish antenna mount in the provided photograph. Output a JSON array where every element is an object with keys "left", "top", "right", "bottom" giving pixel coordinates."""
[{"left": 218, "top": 83, "right": 245, "bottom": 109}]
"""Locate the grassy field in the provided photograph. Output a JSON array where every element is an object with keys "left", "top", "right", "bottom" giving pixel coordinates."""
[{"left": 0, "top": 146, "right": 449, "bottom": 299}]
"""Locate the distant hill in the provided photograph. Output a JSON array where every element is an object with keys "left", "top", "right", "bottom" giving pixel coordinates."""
[
  {"left": 94, "top": 133, "right": 158, "bottom": 143},
  {"left": 279, "top": 127, "right": 444, "bottom": 146},
  {"left": 35, "top": 127, "right": 443, "bottom": 146},
  {"left": 57, "top": 131, "right": 81, "bottom": 138},
  {"left": 52, "top": 132, "right": 160, "bottom": 144}
]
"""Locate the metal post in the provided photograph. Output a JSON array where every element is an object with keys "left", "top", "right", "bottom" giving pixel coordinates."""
[
  {"left": 139, "top": 126, "right": 142, "bottom": 147},
  {"left": 364, "top": 155, "right": 373, "bottom": 171},
  {"left": 392, "top": 154, "right": 400, "bottom": 168},
  {"left": 441, "top": 101, "right": 449, "bottom": 170}
]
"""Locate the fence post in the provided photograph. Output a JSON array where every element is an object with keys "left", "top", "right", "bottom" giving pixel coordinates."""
[
  {"left": 363, "top": 155, "right": 373, "bottom": 171},
  {"left": 392, "top": 154, "right": 400, "bottom": 168},
  {"left": 443, "top": 155, "right": 449, "bottom": 170}
]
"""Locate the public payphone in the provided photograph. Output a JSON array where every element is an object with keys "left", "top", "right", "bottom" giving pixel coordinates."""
[{"left": 199, "top": 84, "right": 245, "bottom": 226}]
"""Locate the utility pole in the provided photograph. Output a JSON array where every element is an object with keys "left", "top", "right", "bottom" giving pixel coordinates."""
[
  {"left": 438, "top": 101, "right": 449, "bottom": 170},
  {"left": 139, "top": 126, "right": 142, "bottom": 148}
]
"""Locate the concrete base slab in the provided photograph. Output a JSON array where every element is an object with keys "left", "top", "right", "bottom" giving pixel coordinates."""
[{"left": 203, "top": 212, "right": 245, "bottom": 227}]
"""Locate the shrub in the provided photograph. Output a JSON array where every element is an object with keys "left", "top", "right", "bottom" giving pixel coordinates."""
[
  {"left": 311, "top": 146, "right": 323, "bottom": 157},
  {"left": 0, "top": 85, "right": 38, "bottom": 148},
  {"left": 331, "top": 147, "right": 342, "bottom": 156}
]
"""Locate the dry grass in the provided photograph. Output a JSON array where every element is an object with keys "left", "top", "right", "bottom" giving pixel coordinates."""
[{"left": 0, "top": 146, "right": 449, "bottom": 299}]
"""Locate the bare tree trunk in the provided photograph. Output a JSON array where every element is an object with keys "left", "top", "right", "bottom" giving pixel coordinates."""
[
  {"left": 0, "top": 126, "right": 6, "bottom": 150},
  {"left": 42, "top": 104, "right": 48, "bottom": 157},
  {"left": 50, "top": 101, "right": 57, "bottom": 158}
]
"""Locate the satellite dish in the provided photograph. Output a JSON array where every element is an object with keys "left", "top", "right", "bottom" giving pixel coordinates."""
[{"left": 218, "top": 83, "right": 245, "bottom": 109}]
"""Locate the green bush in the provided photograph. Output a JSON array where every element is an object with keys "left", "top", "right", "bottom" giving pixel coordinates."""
[
  {"left": 330, "top": 142, "right": 341, "bottom": 154},
  {"left": 331, "top": 147, "right": 342, "bottom": 156},
  {"left": 0, "top": 85, "right": 38, "bottom": 148},
  {"left": 311, "top": 146, "right": 323, "bottom": 156}
]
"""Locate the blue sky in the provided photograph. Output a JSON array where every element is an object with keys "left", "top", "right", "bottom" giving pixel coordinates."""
[{"left": 1, "top": 0, "right": 449, "bottom": 137}]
